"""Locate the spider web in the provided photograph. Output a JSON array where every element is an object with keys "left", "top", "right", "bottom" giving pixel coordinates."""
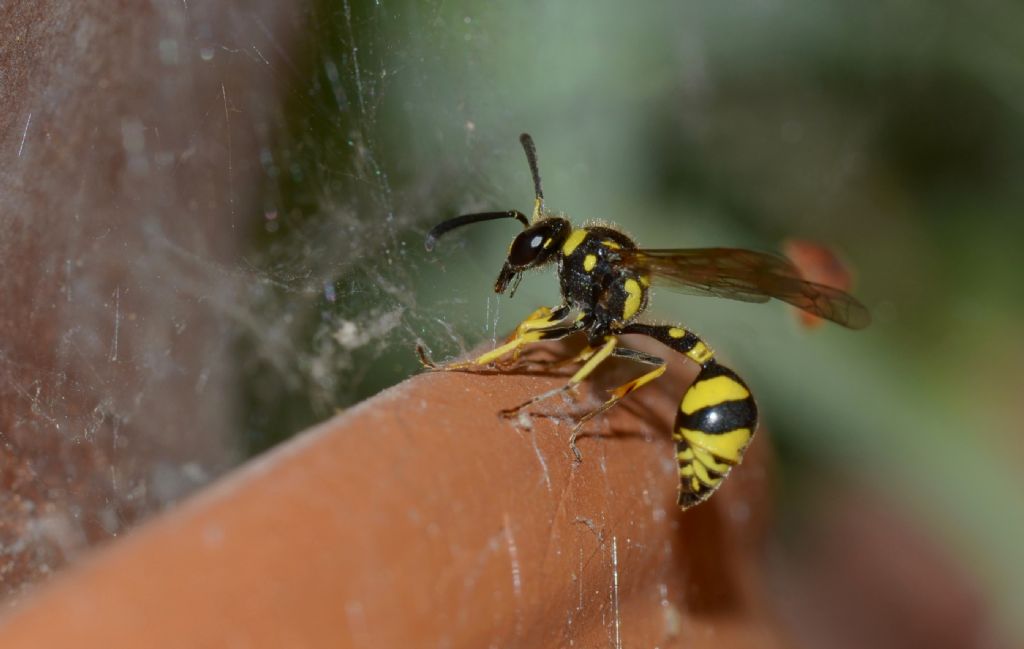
[{"left": 0, "top": 0, "right": 506, "bottom": 601}]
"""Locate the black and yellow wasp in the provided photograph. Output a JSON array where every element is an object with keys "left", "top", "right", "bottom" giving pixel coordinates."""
[{"left": 419, "top": 134, "right": 869, "bottom": 509}]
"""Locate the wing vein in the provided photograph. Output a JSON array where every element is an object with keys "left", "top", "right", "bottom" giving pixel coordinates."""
[{"left": 623, "top": 247, "right": 870, "bottom": 329}]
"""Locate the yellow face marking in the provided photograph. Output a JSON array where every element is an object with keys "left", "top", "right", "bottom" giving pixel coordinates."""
[
  {"left": 601, "top": 239, "right": 621, "bottom": 250},
  {"left": 686, "top": 340, "right": 714, "bottom": 364},
  {"left": 668, "top": 327, "right": 686, "bottom": 339},
  {"left": 680, "top": 427, "right": 752, "bottom": 464},
  {"left": 680, "top": 375, "right": 749, "bottom": 414},
  {"left": 562, "top": 229, "right": 587, "bottom": 256},
  {"left": 583, "top": 254, "right": 597, "bottom": 272},
  {"left": 622, "top": 278, "right": 642, "bottom": 320}
]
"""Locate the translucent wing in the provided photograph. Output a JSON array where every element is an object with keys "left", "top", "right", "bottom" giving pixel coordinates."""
[
  {"left": 622, "top": 247, "right": 871, "bottom": 329},
  {"left": 782, "top": 239, "right": 857, "bottom": 330}
]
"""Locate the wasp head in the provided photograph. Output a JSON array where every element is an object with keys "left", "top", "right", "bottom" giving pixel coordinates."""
[{"left": 495, "top": 217, "right": 571, "bottom": 295}]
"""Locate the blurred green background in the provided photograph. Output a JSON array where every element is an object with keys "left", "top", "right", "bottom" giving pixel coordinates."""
[{"left": 243, "top": 0, "right": 1024, "bottom": 643}]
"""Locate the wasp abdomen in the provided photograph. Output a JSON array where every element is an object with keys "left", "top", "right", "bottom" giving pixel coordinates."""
[{"left": 674, "top": 361, "right": 758, "bottom": 509}]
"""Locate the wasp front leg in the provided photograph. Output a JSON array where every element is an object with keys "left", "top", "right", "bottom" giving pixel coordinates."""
[
  {"left": 416, "top": 304, "right": 577, "bottom": 371},
  {"left": 499, "top": 305, "right": 579, "bottom": 367},
  {"left": 622, "top": 323, "right": 758, "bottom": 509}
]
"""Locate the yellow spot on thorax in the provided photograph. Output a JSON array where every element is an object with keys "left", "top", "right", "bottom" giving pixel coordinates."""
[
  {"left": 601, "top": 239, "right": 621, "bottom": 250},
  {"left": 583, "top": 254, "right": 597, "bottom": 271},
  {"left": 622, "top": 278, "right": 643, "bottom": 320},
  {"left": 668, "top": 327, "right": 687, "bottom": 339},
  {"left": 562, "top": 229, "right": 587, "bottom": 256},
  {"left": 680, "top": 375, "right": 749, "bottom": 414}
]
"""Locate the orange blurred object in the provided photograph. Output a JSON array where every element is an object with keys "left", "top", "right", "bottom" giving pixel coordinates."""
[{"left": 782, "top": 239, "right": 857, "bottom": 330}]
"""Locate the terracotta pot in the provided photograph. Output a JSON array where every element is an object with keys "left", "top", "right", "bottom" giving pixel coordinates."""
[{"left": 0, "top": 347, "right": 783, "bottom": 648}]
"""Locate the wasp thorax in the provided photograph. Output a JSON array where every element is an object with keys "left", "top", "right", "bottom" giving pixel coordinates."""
[{"left": 506, "top": 218, "right": 570, "bottom": 269}]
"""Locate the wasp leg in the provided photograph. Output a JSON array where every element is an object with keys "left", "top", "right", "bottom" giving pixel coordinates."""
[
  {"left": 416, "top": 304, "right": 576, "bottom": 371},
  {"left": 510, "top": 304, "right": 570, "bottom": 337},
  {"left": 518, "top": 345, "right": 595, "bottom": 371},
  {"left": 498, "top": 335, "right": 618, "bottom": 434},
  {"left": 501, "top": 305, "right": 575, "bottom": 366},
  {"left": 567, "top": 348, "right": 666, "bottom": 462}
]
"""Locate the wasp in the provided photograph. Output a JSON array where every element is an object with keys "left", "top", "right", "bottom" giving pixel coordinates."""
[{"left": 419, "top": 134, "right": 869, "bottom": 509}]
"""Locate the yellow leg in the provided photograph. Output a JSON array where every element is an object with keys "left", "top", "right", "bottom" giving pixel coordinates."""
[
  {"left": 502, "top": 337, "right": 671, "bottom": 463},
  {"left": 416, "top": 305, "right": 576, "bottom": 371},
  {"left": 510, "top": 306, "right": 554, "bottom": 336},
  {"left": 567, "top": 361, "right": 667, "bottom": 461},
  {"left": 517, "top": 343, "right": 596, "bottom": 371},
  {"left": 503, "top": 305, "right": 565, "bottom": 364},
  {"left": 499, "top": 336, "right": 619, "bottom": 437},
  {"left": 569, "top": 337, "right": 617, "bottom": 383},
  {"left": 417, "top": 331, "right": 543, "bottom": 371}
]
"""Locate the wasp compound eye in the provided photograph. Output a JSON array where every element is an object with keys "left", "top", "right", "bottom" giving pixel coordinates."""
[
  {"left": 508, "top": 230, "right": 547, "bottom": 267},
  {"left": 506, "top": 220, "right": 569, "bottom": 269}
]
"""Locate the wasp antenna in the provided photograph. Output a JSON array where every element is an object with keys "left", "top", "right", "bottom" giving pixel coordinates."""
[
  {"left": 519, "top": 133, "right": 545, "bottom": 221},
  {"left": 424, "top": 210, "right": 530, "bottom": 251}
]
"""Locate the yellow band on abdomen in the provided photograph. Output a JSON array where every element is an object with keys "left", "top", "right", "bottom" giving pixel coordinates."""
[{"left": 680, "top": 375, "right": 749, "bottom": 414}]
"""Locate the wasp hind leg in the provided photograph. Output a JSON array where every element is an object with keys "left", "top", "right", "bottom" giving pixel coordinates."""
[{"left": 566, "top": 347, "right": 667, "bottom": 462}]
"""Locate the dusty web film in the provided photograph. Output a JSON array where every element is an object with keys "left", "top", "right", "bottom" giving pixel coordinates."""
[{"left": 0, "top": 0, "right": 502, "bottom": 599}]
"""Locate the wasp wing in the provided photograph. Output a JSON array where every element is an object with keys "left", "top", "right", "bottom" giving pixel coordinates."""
[{"left": 622, "top": 248, "right": 870, "bottom": 329}]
